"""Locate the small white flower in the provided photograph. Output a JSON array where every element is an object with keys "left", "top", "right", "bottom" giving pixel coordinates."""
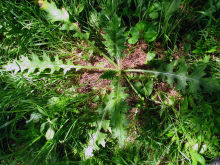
[
  {"left": 84, "top": 146, "right": 94, "bottom": 159},
  {"left": 45, "top": 127, "right": 55, "bottom": 140},
  {"left": 193, "top": 143, "right": 199, "bottom": 151},
  {"left": 200, "top": 144, "right": 206, "bottom": 153},
  {"left": 26, "top": 112, "right": 42, "bottom": 123}
]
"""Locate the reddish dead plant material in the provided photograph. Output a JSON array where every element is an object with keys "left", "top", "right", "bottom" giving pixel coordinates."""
[
  {"left": 156, "top": 82, "right": 179, "bottom": 97},
  {"left": 121, "top": 48, "right": 147, "bottom": 69},
  {"left": 75, "top": 55, "right": 115, "bottom": 93},
  {"left": 122, "top": 41, "right": 147, "bottom": 69},
  {"left": 75, "top": 41, "right": 149, "bottom": 93}
]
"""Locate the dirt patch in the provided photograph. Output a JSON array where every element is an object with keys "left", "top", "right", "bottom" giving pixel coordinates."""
[
  {"left": 153, "top": 81, "right": 181, "bottom": 106},
  {"left": 156, "top": 82, "right": 170, "bottom": 92},
  {"left": 77, "top": 70, "right": 112, "bottom": 93},
  {"left": 122, "top": 41, "right": 147, "bottom": 69},
  {"left": 74, "top": 41, "right": 149, "bottom": 93},
  {"left": 156, "top": 82, "right": 179, "bottom": 97},
  {"left": 75, "top": 55, "right": 114, "bottom": 93},
  {"left": 121, "top": 48, "right": 147, "bottom": 69}
]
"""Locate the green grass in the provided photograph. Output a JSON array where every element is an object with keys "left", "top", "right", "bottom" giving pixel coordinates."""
[{"left": 0, "top": 0, "right": 219, "bottom": 164}]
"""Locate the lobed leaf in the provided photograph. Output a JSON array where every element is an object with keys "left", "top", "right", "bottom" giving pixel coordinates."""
[
  {"left": 84, "top": 119, "right": 110, "bottom": 159},
  {"left": 100, "top": 70, "right": 117, "bottom": 80},
  {"left": 38, "top": 0, "right": 79, "bottom": 31},
  {"left": 2, "top": 54, "right": 76, "bottom": 75},
  {"left": 104, "top": 80, "right": 129, "bottom": 146},
  {"left": 157, "top": 59, "right": 220, "bottom": 93},
  {"left": 102, "top": 15, "right": 127, "bottom": 61}
]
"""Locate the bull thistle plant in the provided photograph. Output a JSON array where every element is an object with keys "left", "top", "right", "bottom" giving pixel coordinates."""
[{"left": 0, "top": 0, "right": 219, "bottom": 164}]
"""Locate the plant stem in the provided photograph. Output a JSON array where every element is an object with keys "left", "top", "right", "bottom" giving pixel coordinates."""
[
  {"left": 99, "top": 52, "right": 119, "bottom": 70},
  {"left": 64, "top": 65, "right": 117, "bottom": 71},
  {"left": 124, "top": 69, "right": 194, "bottom": 81},
  {"left": 124, "top": 69, "right": 162, "bottom": 74},
  {"left": 86, "top": 41, "right": 119, "bottom": 70},
  {"left": 124, "top": 74, "right": 142, "bottom": 99},
  {"left": 117, "top": 58, "right": 121, "bottom": 70}
]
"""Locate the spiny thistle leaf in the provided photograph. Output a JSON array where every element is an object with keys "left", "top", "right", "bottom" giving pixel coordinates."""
[
  {"left": 157, "top": 59, "right": 220, "bottom": 93},
  {"left": 102, "top": 14, "right": 127, "bottom": 61},
  {"left": 38, "top": 0, "right": 79, "bottom": 31},
  {"left": 2, "top": 54, "right": 76, "bottom": 75},
  {"left": 38, "top": 0, "right": 69, "bottom": 22},
  {"left": 100, "top": 70, "right": 117, "bottom": 80},
  {"left": 84, "top": 119, "right": 110, "bottom": 159},
  {"left": 188, "top": 64, "right": 207, "bottom": 93},
  {"left": 175, "top": 60, "right": 188, "bottom": 92},
  {"left": 161, "top": 61, "right": 175, "bottom": 87},
  {"left": 104, "top": 80, "right": 129, "bottom": 146}
]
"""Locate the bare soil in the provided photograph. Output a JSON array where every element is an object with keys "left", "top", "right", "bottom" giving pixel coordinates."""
[{"left": 74, "top": 41, "right": 149, "bottom": 92}]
